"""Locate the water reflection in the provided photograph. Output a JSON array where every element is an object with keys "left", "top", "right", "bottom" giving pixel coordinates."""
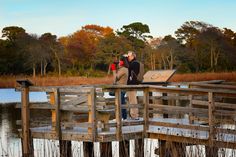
[{"left": 0, "top": 105, "right": 21, "bottom": 157}]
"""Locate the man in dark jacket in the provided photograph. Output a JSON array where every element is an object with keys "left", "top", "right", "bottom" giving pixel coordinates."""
[
  {"left": 127, "top": 51, "right": 140, "bottom": 119},
  {"left": 127, "top": 52, "right": 140, "bottom": 85}
]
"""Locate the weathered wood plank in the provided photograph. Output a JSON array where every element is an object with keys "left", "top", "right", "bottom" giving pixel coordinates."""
[
  {"left": 148, "top": 133, "right": 236, "bottom": 149},
  {"left": 192, "top": 100, "right": 236, "bottom": 110},
  {"left": 150, "top": 95, "right": 189, "bottom": 100},
  {"left": 149, "top": 121, "right": 209, "bottom": 132},
  {"left": 148, "top": 104, "right": 209, "bottom": 115},
  {"left": 190, "top": 82, "right": 236, "bottom": 90},
  {"left": 149, "top": 85, "right": 236, "bottom": 97},
  {"left": 62, "top": 95, "right": 87, "bottom": 106}
]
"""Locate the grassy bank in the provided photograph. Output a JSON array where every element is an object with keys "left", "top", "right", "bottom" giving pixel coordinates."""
[{"left": 1, "top": 72, "right": 236, "bottom": 88}]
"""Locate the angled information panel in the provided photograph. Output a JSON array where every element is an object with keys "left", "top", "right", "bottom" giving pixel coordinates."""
[{"left": 142, "top": 70, "right": 176, "bottom": 84}]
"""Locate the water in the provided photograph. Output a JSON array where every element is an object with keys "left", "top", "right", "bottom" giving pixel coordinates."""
[
  {"left": 0, "top": 88, "right": 47, "bottom": 103},
  {"left": 0, "top": 104, "right": 21, "bottom": 157}
]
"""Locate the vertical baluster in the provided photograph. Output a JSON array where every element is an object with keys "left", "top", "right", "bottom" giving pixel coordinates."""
[{"left": 115, "top": 89, "right": 122, "bottom": 141}]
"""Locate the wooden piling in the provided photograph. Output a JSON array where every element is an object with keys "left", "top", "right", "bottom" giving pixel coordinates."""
[
  {"left": 60, "top": 141, "right": 72, "bottom": 157},
  {"left": 83, "top": 142, "right": 94, "bottom": 157},
  {"left": 119, "top": 140, "right": 130, "bottom": 157},
  {"left": 205, "top": 146, "right": 219, "bottom": 157},
  {"left": 100, "top": 142, "right": 112, "bottom": 157},
  {"left": 157, "top": 140, "right": 167, "bottom": 157},
  {"left": 19, "top": 80, "right": 34, "bottom": 157},
  {"left": 134, "top": 138, "right": 144, "bottom": 157},
  {"left": 157, "top": 140, "right": 186, "bottom": 157}
]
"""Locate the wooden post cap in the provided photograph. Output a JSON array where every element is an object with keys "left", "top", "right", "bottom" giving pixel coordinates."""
[{"left": 16, "top": 79, "right": 33, "bottom": 87}]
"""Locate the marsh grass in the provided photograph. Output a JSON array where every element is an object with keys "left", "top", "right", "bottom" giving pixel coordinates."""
[
  {"left": 1, "top": 72, "right": 236, "bottom": 88},
  {"left": 170, "top": 72, "right": 236, "bottom": 82}
]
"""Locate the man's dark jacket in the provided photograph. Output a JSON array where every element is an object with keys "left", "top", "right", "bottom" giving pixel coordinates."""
[{"left": 127, "top": 59, "right": 140, "bottom": 85}]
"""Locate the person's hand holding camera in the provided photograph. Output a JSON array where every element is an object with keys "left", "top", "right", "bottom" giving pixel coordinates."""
[{"left": 110, "top": 63, "right": 116, "bottom": 71}]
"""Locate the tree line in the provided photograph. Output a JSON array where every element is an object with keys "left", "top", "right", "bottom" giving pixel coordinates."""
[{"left": 0, "top": 21, "right": 236, "bottom": 77}]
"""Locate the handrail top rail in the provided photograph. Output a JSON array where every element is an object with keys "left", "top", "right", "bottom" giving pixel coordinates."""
[
  {"left": 189, "top": 82, "right": 236, "bottom": 90},
  {"left": 148, "top": 85, "right": 236, "bottom": 96},
  {"left": 16, "top": 85, "right": 94, "bottom": 93},
  {"left": 103, "top": 84, "right": 236, "bottom": 96},
  {"left": 15, "top": 84, "right": 236, "bottom": 96}
]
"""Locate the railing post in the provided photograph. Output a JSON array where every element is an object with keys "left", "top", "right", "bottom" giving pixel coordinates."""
[
  {"left": 208, "top": 92, "right": 215, "bottom": 146},
  {"left": 84, "top": 87, "right": 96, "bottom": 157},
  {"left": 17, "top": 80, "right": 34, "bottom": 157},
  {"left": 189, "top": 95, "right": 194, "bottom": 124},
  {"left": 115, "top": 88, "right": 122, "bottom": 141},
  {"left": 207, "top": 92, "right": 218, "bottom": 157},
  {"left": 49, "top": 92, "right": 56, "bottom": 131},
  {"left": 162, "top": 84, "right": 168, "bottom": 118},
  {"left": 52, "top": 88, "right": 72, "bottom": 157},
  {"left": 143, "top": 87, "right": 149, "bottom": 136},
  {"left": 53, "top": 88, "right": 61, "bottom": 139},
  {"left": 88, "top": 87, "right": 97, "bottom": 141}
]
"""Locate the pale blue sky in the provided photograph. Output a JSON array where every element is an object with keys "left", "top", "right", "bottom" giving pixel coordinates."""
[{"left": 0, "top": 0, "right": 236, "bottom": 38}]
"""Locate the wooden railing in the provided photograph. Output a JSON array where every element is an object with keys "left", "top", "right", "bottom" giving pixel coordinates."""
[{"left": 16, "top": 82, "right": 236, "bottom": 156}]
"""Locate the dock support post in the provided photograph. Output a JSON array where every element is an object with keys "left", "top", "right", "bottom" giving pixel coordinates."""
[
  {"left": 205, "top": 146, "right": 218, "bottom": 157},
  {"left": 60, "top": 141, "right": 72, "bottom": 157},
  {"left": 134, "top": 138, "right": 144, "bottom": 157},
  {"left": 157, "top": 140, "right": 167, "bottom": 157},
  {"left": 17, "top": 80, "right": 34, "bottom": 157},
  {"left": 83, "top": 142, "right": 94, "bottom": 157},
  {"left": 157, "top": 140, "right": 186, "bottom": 157},
  {"left": 100, "top": 142, "right": 112, "bottom": 157},
  {"left": 119, "top": 140, "right": 130, "bottom": 157}
]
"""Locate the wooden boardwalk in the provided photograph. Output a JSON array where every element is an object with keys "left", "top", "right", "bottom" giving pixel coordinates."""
[{"left": 16, "top": 80, "right": 236, "bottom": 157}]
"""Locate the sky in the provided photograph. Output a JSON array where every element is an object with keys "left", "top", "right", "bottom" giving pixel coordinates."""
[{"left": 0, "top": 0, "right": 236, "bottom": 38}]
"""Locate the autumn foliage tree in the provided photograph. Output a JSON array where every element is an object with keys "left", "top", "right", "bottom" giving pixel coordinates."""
[
  {"left": 1, "top": 22, "right": 236, "bottom": 76},
  {"left": 61, "top": 25, "right": 114, "bottom": 75}
]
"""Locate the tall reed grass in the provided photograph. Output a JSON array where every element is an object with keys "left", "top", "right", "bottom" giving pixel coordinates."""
[
  {"left": 0, "top": 75, "right": 113, "bottom": 88},
  {"left": 0, "top": 72, "right": 236, "bottom": 88}
]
